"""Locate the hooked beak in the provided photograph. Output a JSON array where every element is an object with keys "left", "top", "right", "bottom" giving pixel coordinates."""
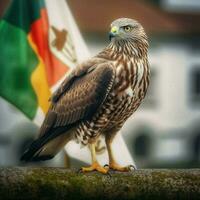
[{"left": 109, "top": 26, "right": 118, "bottom": 41}]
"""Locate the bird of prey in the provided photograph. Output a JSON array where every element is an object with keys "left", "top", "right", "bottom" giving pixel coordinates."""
[{"left": 21, "top": 18, "right": 150, "bottom": 174}]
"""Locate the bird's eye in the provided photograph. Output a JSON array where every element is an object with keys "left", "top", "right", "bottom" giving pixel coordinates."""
[{"left": 124, "top": 26, "right": 132, "bottom": 32}]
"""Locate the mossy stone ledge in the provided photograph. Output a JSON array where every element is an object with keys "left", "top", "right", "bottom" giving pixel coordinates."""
[{"left": 0, "top": 167, "right": 199, "bottom": 200}]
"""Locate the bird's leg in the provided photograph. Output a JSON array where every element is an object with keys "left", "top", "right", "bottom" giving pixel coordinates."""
[
  {"left": 106, "top": 134, "right": 135, "bottom": 172},
  {"left": 81, "top": 143, "right": 108, "bottom": 174}
]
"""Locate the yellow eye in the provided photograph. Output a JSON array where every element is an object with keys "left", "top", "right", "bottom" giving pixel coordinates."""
[{"left": 124, "top": 26, "right": 132, "bottom": 32}]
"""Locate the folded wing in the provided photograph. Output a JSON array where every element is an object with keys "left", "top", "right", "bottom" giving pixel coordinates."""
[{"left": 21, "top": 62, "right": 115, "bottom": 161}]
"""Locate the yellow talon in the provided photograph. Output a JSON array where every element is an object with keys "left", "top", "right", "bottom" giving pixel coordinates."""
[
  {"left": 106, "top": 135, "right": 136, "bottom": 172},
  {"left": 81, "top": 143, "right": 108, "bottom": 174},
  {"left": 109, "top": 162, "right": 135, "bottom": 172},
  {"left": 81, "top": 161, "right": 108, "bottom": 174}
]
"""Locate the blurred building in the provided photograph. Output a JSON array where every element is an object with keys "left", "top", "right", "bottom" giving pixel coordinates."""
[{"left": 0, "top": 0, "right": 200, "bottom": 168}]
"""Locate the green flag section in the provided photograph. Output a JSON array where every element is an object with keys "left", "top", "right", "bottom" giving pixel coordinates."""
[
  {"left": 3, "top": 0, "right": 44, "bottom": 33},
  {"left": 0, "top": 2, "right": 41, "bottom": 118},
  {"left": 0, "top": 0, "right": 68, "bottom": 119},
  {"left": 0, "top": 21, "right": 39, "bottom": 118}
]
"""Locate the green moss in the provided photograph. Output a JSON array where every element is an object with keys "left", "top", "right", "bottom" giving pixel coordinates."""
[{"left": 0, "top": 168, "right": 199, "bottom": 200}]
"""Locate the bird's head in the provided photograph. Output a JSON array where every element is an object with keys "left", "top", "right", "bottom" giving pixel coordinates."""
[{"left": 109, "top": 18, "right": 148, "bottom": 46}]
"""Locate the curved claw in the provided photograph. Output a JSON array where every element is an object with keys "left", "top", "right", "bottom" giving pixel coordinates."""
[
  {"left": 107, "top": 162, "right": 136, "bottom": 172},
  {"left": 79, "top": 162, "right": 109, "bottom": 174},
  {"left": 128, "top": 165, "right": 136, "bottom": 171},
  {"left": 104, "top": 164, "right": 109, "bottom": 168}
]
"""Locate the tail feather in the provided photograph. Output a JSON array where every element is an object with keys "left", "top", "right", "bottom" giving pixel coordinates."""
[
  {"left": 20, "top": 137, "right": 49, "bottom": 162},
  {"left": 20, "top": 126, "right": 73, "bottom": 162}
]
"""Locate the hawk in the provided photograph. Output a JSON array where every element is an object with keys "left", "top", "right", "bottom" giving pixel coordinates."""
[{"left": 21, "top": 18, "right": 150, "bottom": 174}]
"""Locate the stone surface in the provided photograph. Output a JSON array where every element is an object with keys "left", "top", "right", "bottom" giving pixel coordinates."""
[{"left": 0, "top": 167, "right": 199, "bottom": 200}]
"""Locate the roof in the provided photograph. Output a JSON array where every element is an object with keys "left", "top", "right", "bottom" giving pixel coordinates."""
[
  {"left": 68, "top": 0, "right": 200, "bottom": 34},
  {"left": 1, "top": 0, "right": 200, "bottom": 34},
  {"left": 0, "top": 0, "right": 10, "bottom": 18}
]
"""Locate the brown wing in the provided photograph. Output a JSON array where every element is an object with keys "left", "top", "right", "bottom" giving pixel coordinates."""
[
  {"left": 39, "top": 62, "right": 115, "bottom": 138},
  {"left": 20, "top": 61, "right": 115, "bottom": 162}
]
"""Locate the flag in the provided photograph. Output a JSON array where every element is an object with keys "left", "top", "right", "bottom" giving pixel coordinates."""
[{"left": 0, "top": 0, "right": 136, "bottom": 168}]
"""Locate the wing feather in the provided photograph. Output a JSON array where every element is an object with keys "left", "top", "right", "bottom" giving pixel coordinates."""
[
  {"left": 21, "top": 60, "right": 115, "bottom": 162},
  {"left": 39, "top": 62, "right": 115, "bottom": 137}
]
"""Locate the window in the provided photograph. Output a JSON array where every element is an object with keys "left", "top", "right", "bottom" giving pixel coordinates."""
[
  {"left": 192, "top": 133, "right": 200, "bottom": 162},
  {"left": 133, "top": 133, "right": 151, "bottom": 158},
  {"left": 162, "top": 0, "right": 200, "bottom": 12},
  {"left": 190, "top": 67, "right": 200, "bottom": 104}
]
